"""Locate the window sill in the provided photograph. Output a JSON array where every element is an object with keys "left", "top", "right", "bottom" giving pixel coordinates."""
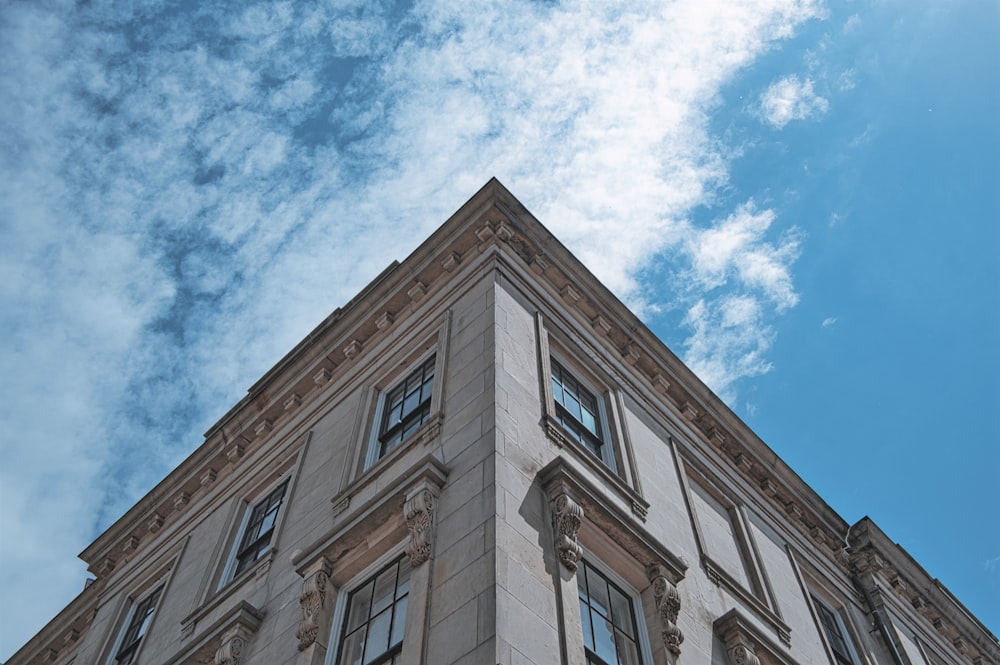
[
  {"left": 703, "top": 555, "right": 791, "bottom": 646},
  {"left": 543, "top": 414, "right": 649, "bottom": 521},
  {"left": 171, "top": 600, "right": 264, "bottom": 664}
]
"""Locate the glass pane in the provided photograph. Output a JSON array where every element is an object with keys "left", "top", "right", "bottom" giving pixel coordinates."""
[
  {"left": 339, "top": 627, "right": 366, "bottom": 665},
  {"left": 579, "top": 598, "right": 594, "bottom": 650},
  {"left": 580, "top": 408, "right": 597, "bottom": 435},
  {"left": 585, "top": 565, "right": 610, "bottom": 617},
  {"left": 391, "top": 595, "right": 408, "bottom": 646},
  {"left": 364, "top": 608, "right": 392, "bottom": 664},
  {"left": 565, "top": 392, "right": 581, "bottom": 419},
  {"left": 395, "top": 558, "right": 411, "bottom": 599},
  {"left": 615, "top": 629, "right": 641, "bottom": 665},
  {"left": 402, "top": 387, "right": 421, "bottom": 415},
  {"left": 346, "top": 583, "right": 373, "bottom": 631},
  {"left": 592, "top": 613, "right": 617, "bottom": 664},
  {"left": 372, "top": 568, "right": 397, "bottom": 615},
  {"left": 609, "top": 586, "right": 635, "bottom": 638},
  {"left": 552, "top": 376, "right": 563, "bottom": 403}
]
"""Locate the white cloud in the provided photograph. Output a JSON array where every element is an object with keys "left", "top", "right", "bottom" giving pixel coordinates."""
[
  {"left": 822, "top": 316, "right": 838, "bottom": 327},
  {"left": 0, "top": 0, "right": 826, "bottom": 656},
  {"left": 759, "top": 74, "right": 830, "bottom": 128}
]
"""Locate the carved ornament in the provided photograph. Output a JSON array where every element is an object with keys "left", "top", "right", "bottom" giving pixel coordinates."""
[
  {"left": 551, "top": 492, "right": 584, "bottom": 572},
  {"left": 404, "top": 488, "right": 436, "bottom": 566},
  {"left": 649, "top": 566, "right": 684, "bottom": 655},
  {"left": 296, "top": 557, "right": 333, "bottom": 651}
]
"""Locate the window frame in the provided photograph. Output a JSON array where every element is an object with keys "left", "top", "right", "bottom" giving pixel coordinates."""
[
  {"left": 219, "top": 474, "right": 293, "bottom": 588},
  {"left": 577, "top": 558, "right": 649, "bottom": 665},
  {"left": 809, "top": 593, "right": 863, "bottom": 665},
  {"left": 549, "top": 357, "right": 617, "bottom": 472},
  {"left": 106, "top": 583, "right": 166, "bottom": 665},
  {"left": 365, "top": 353, "right": 439, "bottom": 469},
  {"left": 325, "top": 547, "right": 413, "bottom": 665}
]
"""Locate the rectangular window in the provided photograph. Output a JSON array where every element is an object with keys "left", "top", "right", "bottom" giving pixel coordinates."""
[
  {"left": 226, "top": 478, "right": 289, "bottom": 582},
  {"left": 813, "top": 596, "right": 859, "bottom": 665},
  {"left": 550, "top": 358, "right": 617, "bottom": 472},
  {"left": 113, "top": 585, "right": 163, "bottom": 665},
  {"left": 376, "top": 355, "right": 436, "bottom": 459},
  {"left": 578, "top": 560, "right": 643, "bottom": 665},
  {"left": 335, "top": 555, "right": 411, "bottom": 665}
]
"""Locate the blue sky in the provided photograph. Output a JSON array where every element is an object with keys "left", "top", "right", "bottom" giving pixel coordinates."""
[{"left": 1, "top": 0, "right": 997, "bottom": 657}]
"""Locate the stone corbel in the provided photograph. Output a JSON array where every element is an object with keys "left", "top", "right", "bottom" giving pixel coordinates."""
[
  {"left": 551, "top": 492, "right": 584, "bottom": 572},
  {"left": 715, "top": 608, "right": 796, "bottom": 665},
  {"left": 296, "top": 557, "right": 334, "bottom": 651},
  {"left": 214, "top": 624, "right": 253, "bottom": 665},
  {"left": 648, "top": 565, "right": 683, "bottom": 655},
  {"left": 404, "top": 486, "right": 437, "bottom": 566}
]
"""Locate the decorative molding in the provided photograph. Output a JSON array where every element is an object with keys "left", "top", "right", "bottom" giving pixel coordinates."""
[
  {"left": 652, "top": 374, "right": 670, "bottom": 395},
  {"left": 561, "top": 284, "right": 581, "bottom": 304},
  {"left": 225, "top": 444, "right": 245, "bottom": 464},
  {"left": 715, "top": 608, "right": 796, "bottom": 665},
  {"left": 147, "top": 513, "right": 165, "bottom": 534},
  {"left": 253, "top": 420, "right": 273, "bottom": 438},
  {"left": 283, "top": 394, "right": 302, "bottom": 411},
  {"left": 201, "top": 468, "right": 218, "bottom": 487},
  {"left": 539, "top": 457, "right": 686, "bottom": 583},
  {"left": 312, "top": 367, "right": 333, "bottom": 386},
  {"left": 681, "top": 402, "right": 699, "bottom": 422},
  {"left": 648, "top": 565, "right": 683, "bottom": 655},
  {"left": 375, "top": 311, "right": 394, "bottom": 330},
  {"left": 173, "top": 492, "right": 191, "bottom": 511},
  {"left": 122, "top": 536, "right": 139, "bottom": 555},
  {"left": 622, "top": 343, "right": 640, "bottom": 366},
  {"left": 404, "top": 486, "right": 437, "bottom": 566},
  {"left": 295, "top": 557, "right": 333, "bottom": 651},
  {"left": 407, "top": 281, "right": 427, "bottom": 303},
  {"left": 343, "top": 340, "right": 362, "bottom": 360},
  {"left": 441, "top": 252, "right": 460, "bottom": 272},
  {"left": 591, "top": 314, "right": 612, "bottom": 336},
  {"left": 551, "top": 492, "right": 584, "bottom": 572},
  {"left": 214, "top": 623, "right": 252, "bottom": 665}
]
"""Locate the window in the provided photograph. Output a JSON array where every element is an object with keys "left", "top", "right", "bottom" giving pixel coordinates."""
[
  {"left": 550, "top": 358, "right": 616, "bottom": 471},
  {"left": 224, "top": 478, "right": 289, "bottom": 583},
  {"left": 113, "top": 585, "right": 163, "bottom": 664},
  {"left": 334, "top": 555, "right": 411, "bottom": 665},
  {"left": 375, "top": 355, "right": 435, "bottom": 459},
  {"left": 812, "top": 596, "right": 859, "bottom": 665},
  {"left": 578, "top": 560, "right": 643, "bottom": 665}
]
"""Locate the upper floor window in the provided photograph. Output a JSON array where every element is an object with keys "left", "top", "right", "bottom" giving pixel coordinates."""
[
  {"left": 578, "top": 559, "right": 643, "bottom": 665},
  {"left": 377, "top": 355, "right": 436, "bottom": 458},
  {"left": 334, "top": 555, "right": 411, "bottom": 665},
  {"left": 550, "top": 358, "right": 617, "bottom": 472},
  {"left": 234, "top": 478, "right": 289, "bottom": 577},
  {"left": 113, "top": 585, "right": 163, "bottom": 665},
  {"left": 812, "top": 595, "right": 860, "bottom": 665}
]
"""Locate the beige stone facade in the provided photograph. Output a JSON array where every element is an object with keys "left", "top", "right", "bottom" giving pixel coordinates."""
[{"left": 10, "top": 179, "right": 998, "bottom": 665}]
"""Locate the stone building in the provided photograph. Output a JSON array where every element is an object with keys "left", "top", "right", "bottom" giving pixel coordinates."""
[{"left": 9, "top": 179, "right": 997, "bottom": 665}]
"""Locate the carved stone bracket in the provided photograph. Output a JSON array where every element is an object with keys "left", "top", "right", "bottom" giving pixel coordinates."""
[
  {"left": 214, "top": 624, "right": 253, "bottom": 665},
  {"left": 715, "top": 608, "right": 796, "bottom": 665},
  {"left": 404, "top": 486, "right": 437, "bottom": 566},
  {"left": 296, "top": 557, "right": 333, "bottom": 651},
  {"left": 648, "top": 565, "right": 683, "bottom": 655},
  {"left": 551, "top": 492, "right": 584, "bottom": 572}
]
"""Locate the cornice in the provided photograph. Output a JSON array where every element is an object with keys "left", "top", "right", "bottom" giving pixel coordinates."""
[
  {"left": 6, "top": 582, "right": 98, "bottom": 665},
  {"left": 848, "top": 517, "right": 999, "bottom": 665}
]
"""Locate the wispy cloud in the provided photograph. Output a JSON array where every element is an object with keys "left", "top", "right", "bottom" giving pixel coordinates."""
[
  {"left": 0, "top": 0, "right": 825, "bottom": 656},
  {"left": 822, "top": 317, "right": 838, "bottom": 327},
  {"left": 759, "top": 74, "right": 830, "bottom": 128}
]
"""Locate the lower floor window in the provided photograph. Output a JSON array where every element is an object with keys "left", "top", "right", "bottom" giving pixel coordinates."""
[
  {"left": 813, "top": 596, "right": 858, "bottom": 665},
  {"left": 336, "top": 555, "right": 411, "bottom": 665},
  {"left": 578, "top": 560, "right": 642, "bottom": 665}
]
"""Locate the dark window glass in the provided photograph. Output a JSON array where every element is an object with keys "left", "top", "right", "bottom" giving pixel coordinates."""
[
  {"left": 115, "top": 585, "right": 162, "bottom": 665},
  {"left": 235, "top": 479, "right": 289, "bottom": 576},
  {"left": 337, "top": 556, "right": 411, "bottom": 665},
  {"left": 378, "top": 356, "right": 435, "bottom": 457},
  {"left": 551, "top": 360, "right": 605, "bottom": 459},
  {"left": 814, "top": 597, "right": 856, "bottom": 665},
  {"left": 579, "top": 560, "right": 642, "bottom": 665}
]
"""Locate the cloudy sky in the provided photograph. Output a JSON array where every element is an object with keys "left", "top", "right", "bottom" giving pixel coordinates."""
[{"left": 1, "top": 0, "right": 997, "bottom": 657}]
